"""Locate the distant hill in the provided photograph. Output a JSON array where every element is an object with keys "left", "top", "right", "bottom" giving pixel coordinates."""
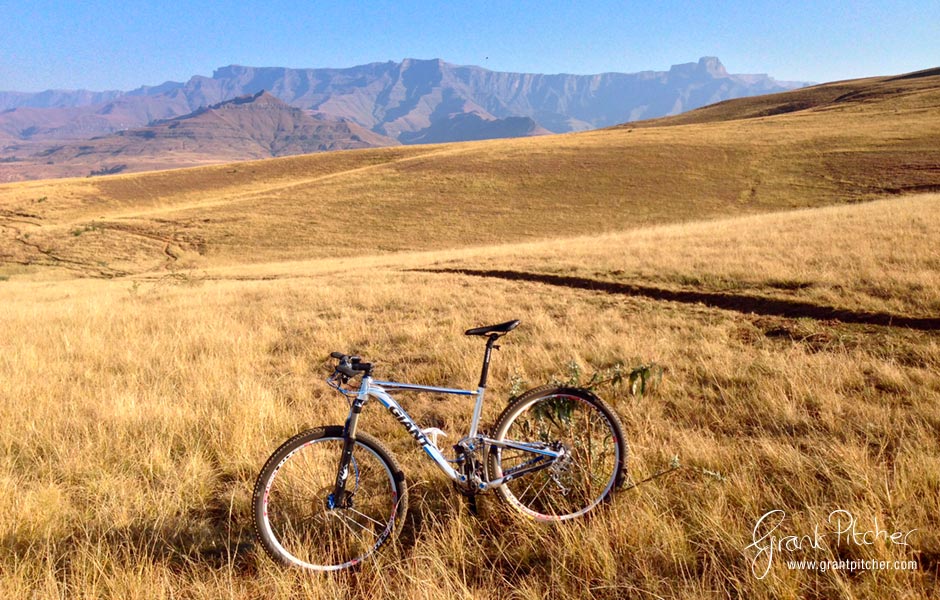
[
  {"left": 0, "top": 57, "right": 806, "bottom": 148},
  {"left": 619, "top": 66, "right": 940, "bottom": 129},
  {"left": 0, "top": 94, "right": 194, "bottom": 142},
  {"left": 0, "top": 92, "right": 397, "bottom": 180},
  {"left": 399, "top": 112, "right": 551, "bottom": 144}
]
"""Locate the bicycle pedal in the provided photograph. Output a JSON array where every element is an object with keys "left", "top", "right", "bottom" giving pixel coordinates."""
[{"left": 421, "top": 427, "right": 447, "bottom": 446}]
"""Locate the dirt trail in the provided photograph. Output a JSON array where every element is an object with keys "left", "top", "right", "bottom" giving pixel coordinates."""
[{"left": 421, "top": 268, "right": 940, "bottom": 332}]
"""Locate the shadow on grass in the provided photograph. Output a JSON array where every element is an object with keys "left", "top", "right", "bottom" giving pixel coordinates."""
[
  {"left": 415, "top": 268, "right": 940, "bottom": 332},
  {"left": 0, "top": 496, "right": 258, "bottom": 575}
]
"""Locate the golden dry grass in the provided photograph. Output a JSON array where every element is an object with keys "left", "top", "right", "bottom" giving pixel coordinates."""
[
  {"left": 1, "top": 72, "right": 939, "bottom": 598},
  {"left": 1, "top": 193, "right": 939, "bottom": 599}
]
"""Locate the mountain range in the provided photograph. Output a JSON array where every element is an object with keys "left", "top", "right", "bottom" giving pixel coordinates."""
[
  {"left": 0, "top": 57, "right": 808, "bottom": 180},
  {"left": 0, "top": 92, "right": 399, "bottom": 180}
]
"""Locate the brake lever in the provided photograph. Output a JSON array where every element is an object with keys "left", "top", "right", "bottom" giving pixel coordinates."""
[{"left": 327, "top": 369, "right": 350, "bottom": 389}]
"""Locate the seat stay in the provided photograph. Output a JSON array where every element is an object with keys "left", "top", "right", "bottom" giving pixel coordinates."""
[
  {"left": 477, "top": 436, "right": 564, "bottom": 491},
  {"left": 483, "top": 437, "right": 563, "bottom": 458}
]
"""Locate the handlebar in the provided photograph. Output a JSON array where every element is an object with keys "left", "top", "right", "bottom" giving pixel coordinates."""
[{"left": 330, "top": 352, "right": 373, "bottom": 379}]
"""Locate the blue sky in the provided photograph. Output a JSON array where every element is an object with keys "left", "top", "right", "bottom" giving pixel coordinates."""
[{"left": 1, "top": 0, "right": 937, "bottom": 92}]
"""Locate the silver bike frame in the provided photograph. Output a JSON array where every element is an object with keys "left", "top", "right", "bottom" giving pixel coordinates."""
[{"left": 345, "top": 375, "right": 564, "bottom": 491}]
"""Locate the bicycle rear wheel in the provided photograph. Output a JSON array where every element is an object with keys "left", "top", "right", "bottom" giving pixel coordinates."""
[
  {"left": 489, "top": 386, "right": 627, "bottom": 521},
  {"left": 252, "top": 426, "right": 407, "bottom": 570}
]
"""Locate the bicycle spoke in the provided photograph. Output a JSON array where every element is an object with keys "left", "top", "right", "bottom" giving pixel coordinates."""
[
  {"left": 347, "top": 507, "right": 387, "bottom": 529},
  {"left": 332, "top": 511, "right": 370, "bottom": 542},
  {"left": 528, "top": 474, "right": 554, "bottom": 504},
  {"left": 514, "top": 472, "right": 540, "bottom": 504}
]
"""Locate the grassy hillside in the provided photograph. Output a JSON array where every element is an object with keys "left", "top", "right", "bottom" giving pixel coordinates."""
[
  {"left": 1, "top": 69, "right": 938, "bottom": 279},
  {"left": 625, "top": 67, "right": 940, "bottom": 127},
  {"left": 1, "top": 70, "right": 939, "bottom": 598}
]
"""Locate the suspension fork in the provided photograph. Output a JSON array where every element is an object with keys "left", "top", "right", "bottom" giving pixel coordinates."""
[{"left": 328, "top": 377, "right": 370, "bottom": 509}]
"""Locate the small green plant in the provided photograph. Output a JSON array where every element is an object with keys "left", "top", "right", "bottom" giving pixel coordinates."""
[
  {"left": 70, "top": 224, "right": 101, "bottom": 237},
  {"left": 508, "top": 372, "right": 527, "bottom": 400},
  {"left": 624, "top": 363, "right": 663, "bottom": 397},
  {"left": 571, "top": 361, "right": 663, "bottom": 398},
  {"left": 519, "top": 359, "right": 664, "bottom": 398},
  {"left": 532, "top": 396, "right": 577, "bottom": 424},
  {"left": 563, "top": 359, "right": 582, "bottom": 386}
]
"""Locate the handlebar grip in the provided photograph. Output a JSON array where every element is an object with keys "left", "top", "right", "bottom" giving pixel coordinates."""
[
  {"left": 351, "top": 362, "right": 372, "bottom": 372},
  {"left": 330, "top": 351, "right": 346, "bottom": 359}
]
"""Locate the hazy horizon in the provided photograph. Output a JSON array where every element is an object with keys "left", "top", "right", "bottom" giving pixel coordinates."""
[
  {"left": 1, "top": 55, "right": 813, "bottom": 94},
  {"left": 2, "top": 0, "right": 937, "bottom": 92}
]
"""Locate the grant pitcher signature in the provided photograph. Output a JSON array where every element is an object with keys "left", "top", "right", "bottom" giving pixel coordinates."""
[{"left": 746, "top": 509, "right": 916, "bottom": 579}]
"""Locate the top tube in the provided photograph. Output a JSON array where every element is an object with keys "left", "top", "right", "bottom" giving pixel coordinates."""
[{"left": 370, "top": 381, "right": 477, "bottom": 396}]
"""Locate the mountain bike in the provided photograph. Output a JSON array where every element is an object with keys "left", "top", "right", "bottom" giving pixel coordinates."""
[{"left": 252, "top": 319, "right": 628, "bottom": 570}]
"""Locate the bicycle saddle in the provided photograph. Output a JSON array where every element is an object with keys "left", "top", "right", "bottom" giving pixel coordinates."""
[{"left": 464, "top": 319, "right": 520, "bottom": 336}]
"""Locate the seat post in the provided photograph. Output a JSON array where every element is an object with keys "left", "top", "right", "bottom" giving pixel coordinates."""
[{"left": 477, "top": 334, "right": 500, "bottom": 388}]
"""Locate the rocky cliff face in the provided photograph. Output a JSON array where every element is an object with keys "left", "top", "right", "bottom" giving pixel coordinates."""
[{"left": 187, "top": 57, "right": 804, "bottom": 136}]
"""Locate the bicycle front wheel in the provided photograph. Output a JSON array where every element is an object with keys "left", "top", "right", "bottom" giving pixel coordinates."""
[
  {"left": 489, "top": 386, "right": 627, "bottom": 521},
  {"left": 252, "top": 426, "right": 407, "bottom": 570}
]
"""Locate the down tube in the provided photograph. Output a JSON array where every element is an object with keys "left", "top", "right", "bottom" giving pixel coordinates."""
[{"left": 367, "top": 387, "right": 463, "bottom": 483}]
